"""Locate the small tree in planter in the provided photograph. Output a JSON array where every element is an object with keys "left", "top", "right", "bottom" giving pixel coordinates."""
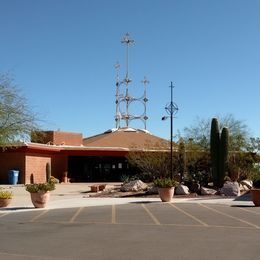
[
  {"left": 0, "top": 188, "right": 13, "bottom": 207},
  {"left": 25, "top": 180, "right": 56, "bottom": 208},
  {"left": 154, "top": 178, "right": 178, "bottom": 202}
]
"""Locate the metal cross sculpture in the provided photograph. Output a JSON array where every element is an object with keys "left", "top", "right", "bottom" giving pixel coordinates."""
[{"left": 162, "top": 81, "right": 179, "bottom": 179}]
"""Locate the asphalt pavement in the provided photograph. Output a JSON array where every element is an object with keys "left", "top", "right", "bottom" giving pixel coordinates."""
[{"left": 0, "top": 184, "right": 259, "bottom": 260}]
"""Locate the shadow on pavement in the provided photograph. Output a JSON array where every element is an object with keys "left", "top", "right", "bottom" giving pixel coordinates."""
[{"left": 0, "top": 206, "right": 35, "bottom": 211}]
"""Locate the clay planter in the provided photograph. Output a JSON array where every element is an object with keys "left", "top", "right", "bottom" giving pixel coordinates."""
[
  {"left": 251, "top": 189, "right": 260, "bottom": 206},
  {"left": 0, "top": 198, "right": 12, "bottom": 207},
  {"left": 30, "top": 191, "right": 50, "bottom": 208},
  {"left": 158, "top": 187, "right": 175, "bottom": 202},
  {"left": 91, "top": 185, "right": 99, "bottom": 192},
  {"left": 99, "top": 184, "right": 107, "bottom": 191}
]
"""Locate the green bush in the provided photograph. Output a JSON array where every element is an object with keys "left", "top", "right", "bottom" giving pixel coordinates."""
[
  {"left": 153, "top": 178, "right": 178, "bottom": 188},
  {"left": 49, "top": 176, "right": 59, "bottom": 184},
  {"left": 0, "top": 189, "right": 13, "bottom": 199},
  {"left": 25, "top": 180, "right": 55, "bottom": 193}
]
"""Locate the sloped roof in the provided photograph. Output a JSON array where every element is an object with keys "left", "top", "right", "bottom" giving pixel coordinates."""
[{"left": 83, "top": 128, "right": 168, "bottom": 150}]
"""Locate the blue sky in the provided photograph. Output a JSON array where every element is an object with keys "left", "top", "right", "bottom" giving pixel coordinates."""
[{"left": 1, "top": 0, "right": 260, "bottom": 140}]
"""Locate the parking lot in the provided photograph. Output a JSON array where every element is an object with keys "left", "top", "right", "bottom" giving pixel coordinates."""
[{"left": 0, "top": 202, "right": 259, "bottom": 259}]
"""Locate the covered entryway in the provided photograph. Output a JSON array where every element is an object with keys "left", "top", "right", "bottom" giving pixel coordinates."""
[{"left": 68, "top": 156, "right": 128, "bottom": 182}]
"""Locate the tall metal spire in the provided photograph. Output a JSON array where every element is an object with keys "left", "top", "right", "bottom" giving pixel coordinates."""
[{"left": 114, "top": 33, "right": 149, "bottom": 130}]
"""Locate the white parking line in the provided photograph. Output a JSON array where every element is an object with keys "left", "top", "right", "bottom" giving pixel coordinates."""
[
  {"left": 69, "top": 207, "right": 83, "bottom": 223},
  {"left": 142, "top": 204, "right": 161, "bottom": 225},
  {"left": 169, "top": 203, "right": 209, "bottom": 227},
  {"left": 200, "top": 204, "right": 260, "bottom": 229}
]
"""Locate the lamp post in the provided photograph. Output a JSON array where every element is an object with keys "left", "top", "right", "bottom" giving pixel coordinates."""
[{"left": 162, "top": 82, "right": 178, "bottom": 179}]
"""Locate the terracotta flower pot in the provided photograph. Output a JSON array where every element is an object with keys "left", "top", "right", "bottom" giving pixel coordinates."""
[
  {"left": 251, "top": 188, "right": 260, "bottom": 206},
  {"left": 30, "top": 191, "right": 50, "bottom": 208},
  {"left": 91, "top": 185, "right": 99, "bottom": 192},
  {"left": 0, "top": 198, "right": 12, "bottom": 207},
  {"left": 99, "top": 184, "right": 107, "bottom": 191},
  {"left": 158, "top": 187, "right": 175, "bottom": 202}
]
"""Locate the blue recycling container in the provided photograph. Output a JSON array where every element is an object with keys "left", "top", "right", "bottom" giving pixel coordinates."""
[{"left": 8, "top": 170, "right": 19, "bottom": 185}]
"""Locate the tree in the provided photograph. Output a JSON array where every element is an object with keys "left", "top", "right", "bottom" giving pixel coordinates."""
[
  {"left": 0, "top": 74, "right": 37, "bottom": 147},
  {"left": 183, "top": 114, "right": 250, "bottom": 151},
  {"left": 127, "top": 141, "right": 177, "bottom": 181}
]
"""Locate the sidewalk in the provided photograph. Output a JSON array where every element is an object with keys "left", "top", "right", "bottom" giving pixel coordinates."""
[{"left": 0, "top": 183, "right": 255, "bottom": 212}]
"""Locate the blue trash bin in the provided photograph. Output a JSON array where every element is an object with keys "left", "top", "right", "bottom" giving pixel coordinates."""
[{"left": 8, "top": 170, "right": 19, "bottom": 185}]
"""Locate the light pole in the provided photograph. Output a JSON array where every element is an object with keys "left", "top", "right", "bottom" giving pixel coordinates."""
[{"left": 162, "top": 82, "right": 178, "bottom": 179}]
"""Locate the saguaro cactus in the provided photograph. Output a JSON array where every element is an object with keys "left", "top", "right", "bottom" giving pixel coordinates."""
[
  {"left": 210, "top": 118, "right": 220, "bottom": 187},
  {"left": 219, "top": 127, "right": 229, "bottom": 187}
]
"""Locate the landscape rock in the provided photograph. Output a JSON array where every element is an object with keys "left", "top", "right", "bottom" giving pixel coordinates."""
[
  {"left": 220, "top": 181, "right": 240, "bottom": 196},
  {"left": 175, "top": 185, "right": 190, "bottom": 195},
  {"left": 120, "top": 180, "right": 148, "bottom": 192},
  {"left": 201, "top": 187, "right": 217, "bottom": 195},
  {"left": 240, "top": 180, "right": 253, "bottom": 190}
]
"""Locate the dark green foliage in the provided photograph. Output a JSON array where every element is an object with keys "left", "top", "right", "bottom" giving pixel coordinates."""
[
  {"left": 184, "top": 140, "right": 211, "bottom": 188},
  {"left": 178, "top": 138, "right": 186, "bottom": 183},
  {"left": 219, "top": 127, "right": 229, "bottom": 187},
  {"left": 210, "top": 118, "right": 220, "bottom": 187},
  {"left": 153, "top": 178, "right": 178, "bottom": 188},
  {"left": 46, "top": 162, "right": 51, "bottom": 182},
  {"left": 127, "top": 141, "right": 173, "bottom": 180},
  {"left": 25, "top": 178, "right": 56, "bottom": 193}
]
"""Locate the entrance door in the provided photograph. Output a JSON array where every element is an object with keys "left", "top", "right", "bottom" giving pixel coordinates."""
[{"left": 68, "top": 156, "right": 128, "bottom": 182}]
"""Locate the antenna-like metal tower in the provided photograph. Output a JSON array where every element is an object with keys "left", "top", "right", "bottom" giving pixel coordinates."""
[{"left": 114, "top": 33, "right": 149, "bottom": 129}]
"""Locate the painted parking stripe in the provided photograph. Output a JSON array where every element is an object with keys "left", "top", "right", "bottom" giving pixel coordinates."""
[
  {"left": 69, "top": 207, "right": 83, "bottom": 223},
  {"left": 238, "top": 207, "right": 260, "bottom": 215},
  {"left": 29, "top": 210, "right": 49, "bottom": 222},
  {"left": 200, "top": 204, "right": 260, "bottom": 229},
  {"left": 0, "top": 213, "right": 10, "bottom": 218},
  {"left": 169, "top": 203, "right": 209, "bottom": 227},
  {"left": 142, "top": 204, "right": 160, "bottom": 225}
]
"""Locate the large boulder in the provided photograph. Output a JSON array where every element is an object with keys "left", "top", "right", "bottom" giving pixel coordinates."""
[
  {"left": 240, "top": 180, "right": 253, "bottom": 190},
  {"left": 201, "top": 187, "right": 217, "bottom": 195},
  {"left": 220, "top": 181, "right": 240, "bottom": 197},
  {"left": 175, "top": 185, "right": 190, "bottom": 195},
  {"left": 120, "top": 180, "right": 148, "bottom": 192}
]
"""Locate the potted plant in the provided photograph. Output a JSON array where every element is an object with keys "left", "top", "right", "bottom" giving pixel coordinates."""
[
  {"left": 250, "top": 170, "right": 260, "bottom": 206},
  {"left": 25, "top": 180, "right": 56, "bottom": 208},
  {"left": 0, "top": 188, "right": 13, "bottom": 207},
  {"left": 153, "top": 178, "right": 178, "bottom": 202}
]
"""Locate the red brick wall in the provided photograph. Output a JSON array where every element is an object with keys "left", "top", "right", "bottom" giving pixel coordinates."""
[
  {"left": 31, "top": 131, "right": 82, "bottom": 146},
  {"left": 25, "top": 154, "right": 51, "bottom": 184},
  {"left": 0, "top": 152, "right": 25, "bottom": 184},
  {"left": 53, "top": 132, "right": 82, "bottom": 146}
]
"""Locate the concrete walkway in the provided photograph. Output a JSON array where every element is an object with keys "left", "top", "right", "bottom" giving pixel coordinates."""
[{"left": 0, "top": 183, "right": 254, "bottom": 212}]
